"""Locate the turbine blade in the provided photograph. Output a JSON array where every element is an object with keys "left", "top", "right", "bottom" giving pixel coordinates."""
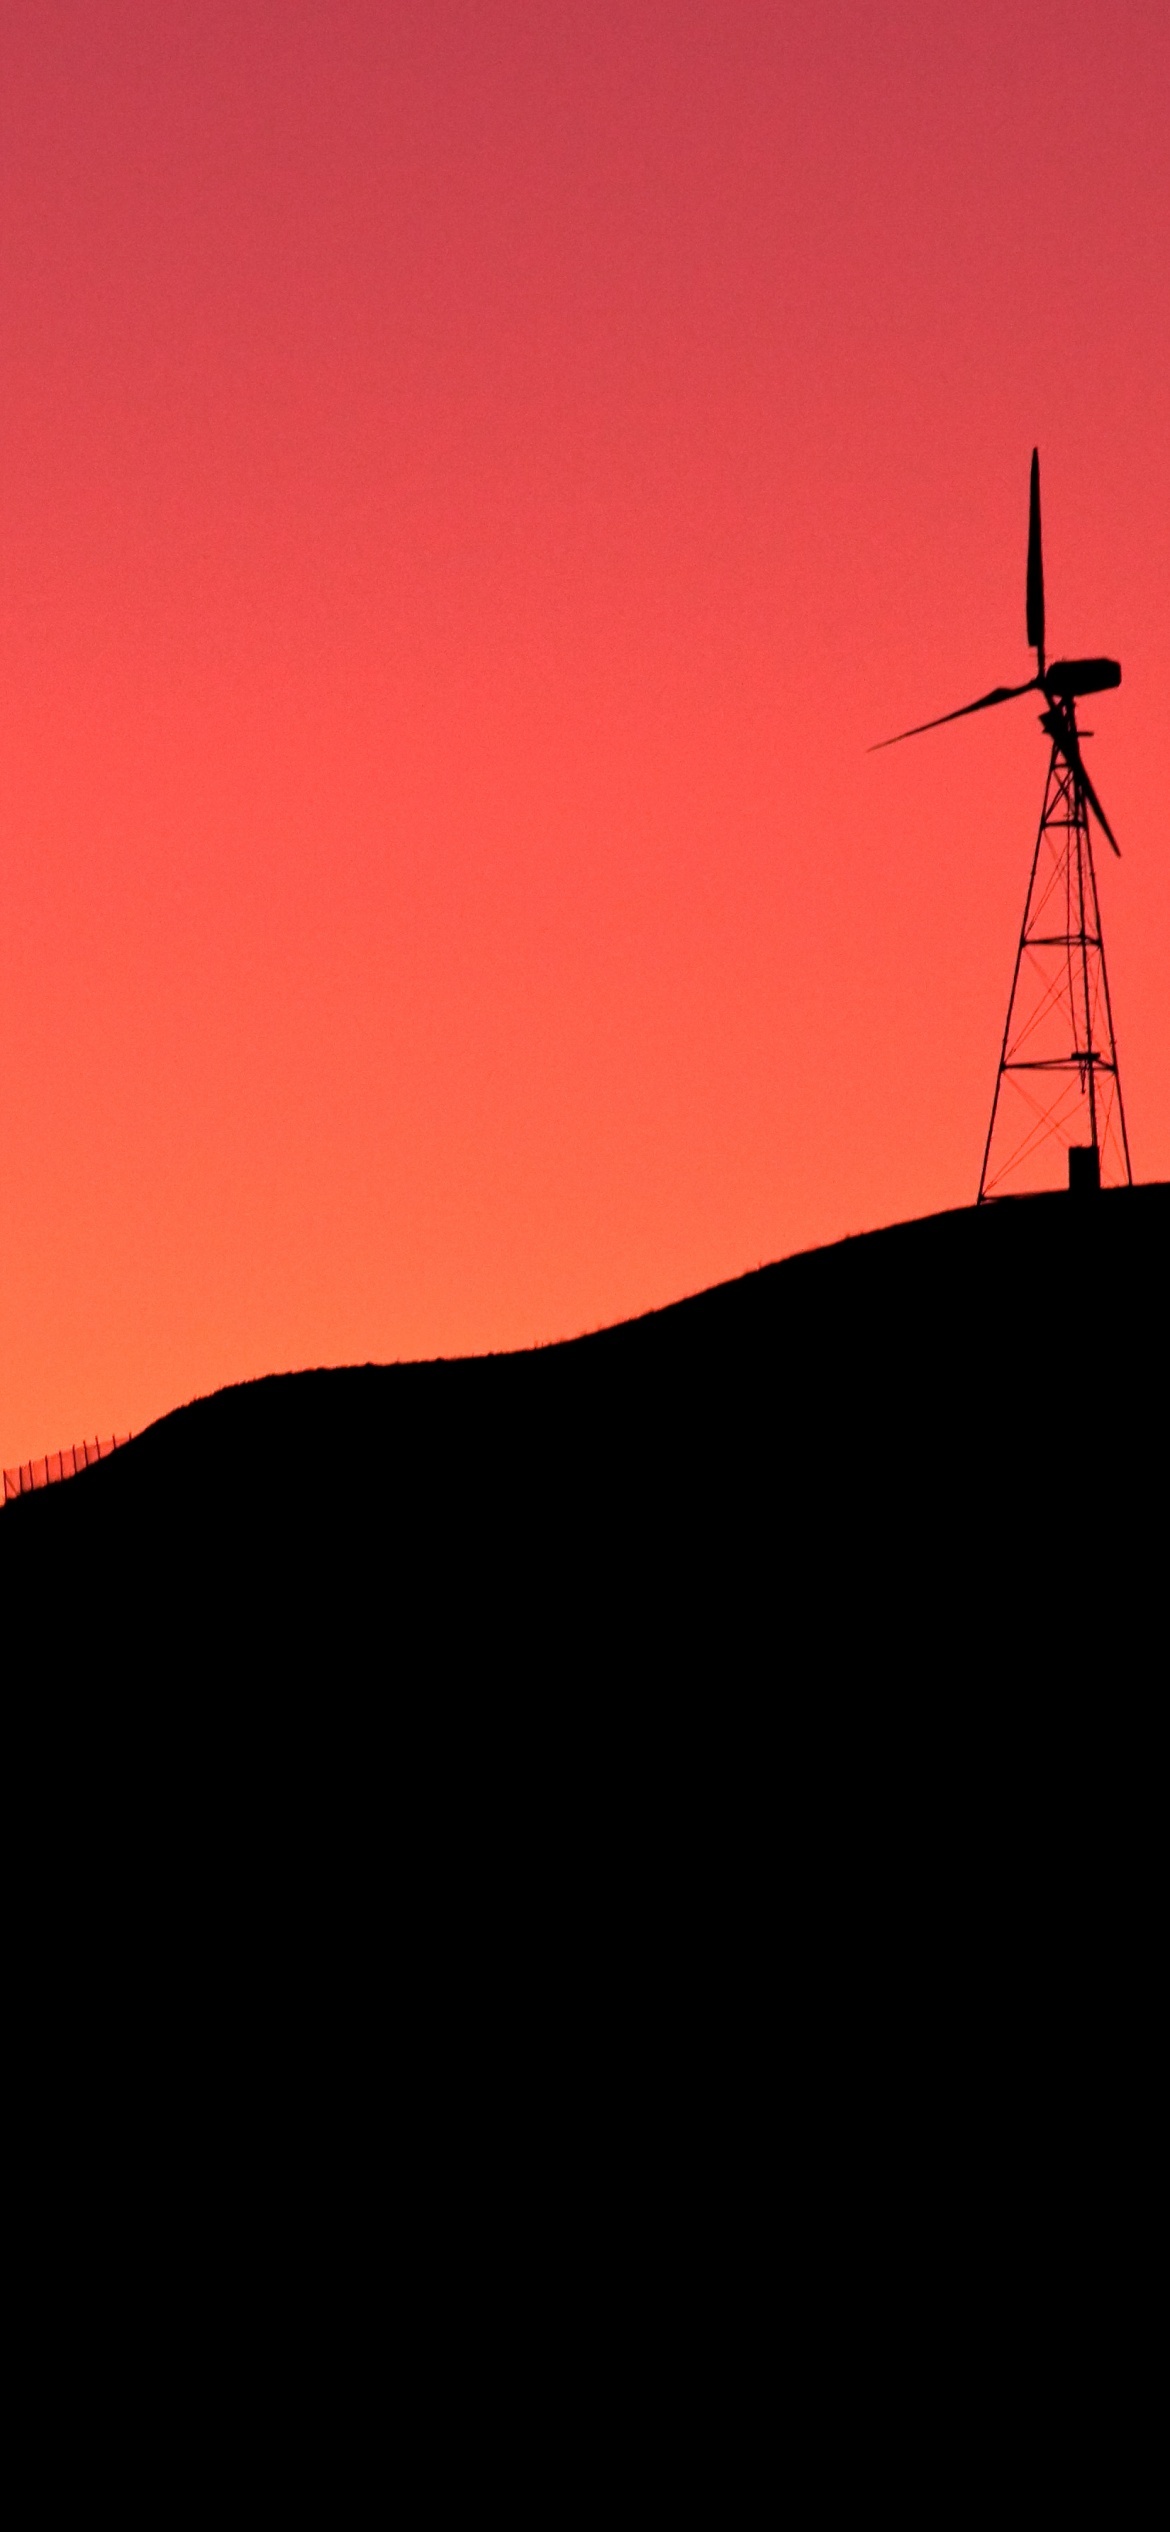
[
  {"left": 869, "top": 679, "right": 1039, "bottom": 751},
  {"left": 1026, "top": 447, "right": 1045, "bottom": 670},
  {"left": 1060, "top": 726, "right": 1121, "bottom": 855},
  {"left": 1082, "top": 773, "right": 1121, "bottom": 856}
]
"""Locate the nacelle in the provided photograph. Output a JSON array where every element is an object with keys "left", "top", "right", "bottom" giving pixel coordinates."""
[{"left": 1045, "top": 658, "right": 1121, "bottom": 699}]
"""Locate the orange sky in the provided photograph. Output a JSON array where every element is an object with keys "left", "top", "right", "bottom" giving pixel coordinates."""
[{"left": 2, "top": 0, "right": 1167, "bottom": 1467}]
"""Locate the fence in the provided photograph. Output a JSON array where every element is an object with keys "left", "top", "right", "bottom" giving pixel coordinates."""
[{"left": 3, "top": 1433, "right": 133, "bottom": 1506}]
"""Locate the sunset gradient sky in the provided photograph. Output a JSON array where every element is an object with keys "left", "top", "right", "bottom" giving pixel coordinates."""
[{"left": 2, "top": 0, "right": 1167, "bottom": 1465}]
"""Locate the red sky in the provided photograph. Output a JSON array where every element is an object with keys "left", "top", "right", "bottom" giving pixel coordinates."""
[{"left": 2, "top": 0, "right": 1167, "bottom": 1466}]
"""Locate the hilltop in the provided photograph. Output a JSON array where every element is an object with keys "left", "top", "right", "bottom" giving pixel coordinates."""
[{"left": 5, "top": 1185, "right": 1167, "bottom": 1645}]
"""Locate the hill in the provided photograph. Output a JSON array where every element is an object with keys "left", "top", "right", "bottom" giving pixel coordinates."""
[{"left": 4, "top": 1186, "right": 1167, "bottom": 1655}]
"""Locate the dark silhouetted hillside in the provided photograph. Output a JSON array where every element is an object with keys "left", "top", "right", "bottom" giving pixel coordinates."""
[
  {"left": 5, "top": 1186, "right": 1166, "bottom": 1654},
  {"left": 8, "top": 1191, "right": 1163, "bottom": 2379}
]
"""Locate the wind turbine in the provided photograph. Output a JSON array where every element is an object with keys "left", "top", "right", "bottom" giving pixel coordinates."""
[{"left": 874, "top": 451, "right": 1133, "bottom": 1200}]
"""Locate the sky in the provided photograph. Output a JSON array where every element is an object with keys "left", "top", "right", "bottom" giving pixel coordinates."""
[{"left": 2, "top": 0, "right": 1167, "bottom": 1466}]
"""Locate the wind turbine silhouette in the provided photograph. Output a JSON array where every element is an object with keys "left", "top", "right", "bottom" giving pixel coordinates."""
[{"left": 874, "top": 451, "right": 1133, "bottom": 1199}]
